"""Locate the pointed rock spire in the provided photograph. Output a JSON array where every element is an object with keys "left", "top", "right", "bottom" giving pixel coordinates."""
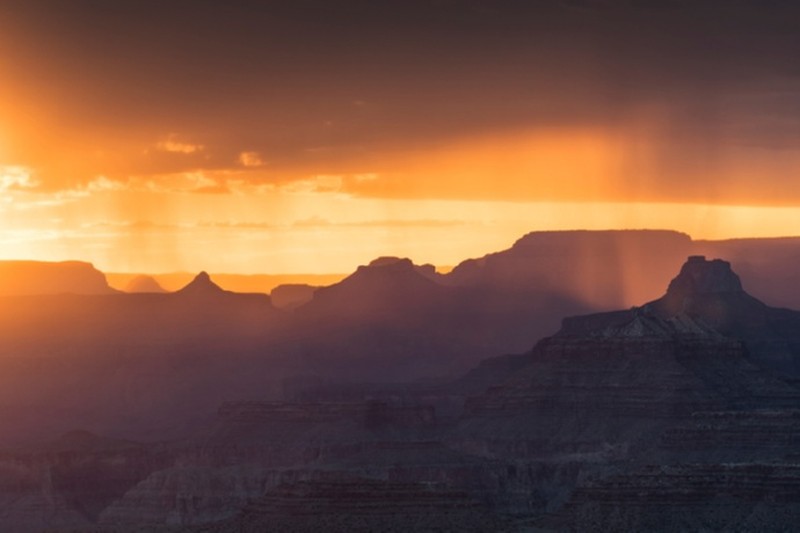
[{"left": 176, "top": 271, "right": 226, "bottom": 296}]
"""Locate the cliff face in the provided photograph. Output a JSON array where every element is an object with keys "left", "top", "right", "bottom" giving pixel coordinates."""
[
  {"left": 538, "top": 255, "right": 800, "bottom": 380},
  {"left": 450, "top": 256, "right": 800, "bottom": 530},
  {"left": 456, "top": 334, "right": 773, "bottom": 459},
  {"left": 455, "top": 256, "right": 800, "bottom": 458},
  {"left": 650, "top": 256, "right": 800, "bottom": 379}
]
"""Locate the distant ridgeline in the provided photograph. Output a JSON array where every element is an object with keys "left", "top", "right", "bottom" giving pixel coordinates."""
[
  {"left": 6, "top": 230, "right": 800, "bottom": 310},
  {"left": 0, "top": 260, "right": 117, "bottom": 295}
]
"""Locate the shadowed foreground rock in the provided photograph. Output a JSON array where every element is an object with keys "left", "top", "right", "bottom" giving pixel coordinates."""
[
  {"left": 3, "top": 254, "right": 800, "bottom": 531},
  {"left": 564, "top": 464, "right": 800, "bottom": 532},
  {"left": 190, "top": 478, "right": 509, "bottom": 533}
]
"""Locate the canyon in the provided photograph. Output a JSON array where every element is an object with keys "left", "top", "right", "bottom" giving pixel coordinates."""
[{"left": 0, "top": 231, "right": 800, "bottom": 530}]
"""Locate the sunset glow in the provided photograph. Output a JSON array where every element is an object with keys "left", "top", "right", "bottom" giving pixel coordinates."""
[
  {"left": 0, "top": 2, "right": 798, "bottom": 274},
  {"left": 4, "top": 4, "right": 800, "bottom": 529}
]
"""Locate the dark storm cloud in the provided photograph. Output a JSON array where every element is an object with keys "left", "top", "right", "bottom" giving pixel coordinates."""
[{"left": 1, "top": 0, "right": 799, "bottom": 199}]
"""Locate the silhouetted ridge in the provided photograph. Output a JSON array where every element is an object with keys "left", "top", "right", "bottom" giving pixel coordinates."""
[
  {"left": 0, "top": 260, "right": 116, "bottom": 295},
  {"left": 368, "top": 256, "right": 406, "bottom": 267},
  {"left": 176, "top": 271, "right": 227, "bottom": 296},
  {"left": 365, "top": 256, "right": 441, "bottom": 281},
  {"left": 509, "top": 229, "right": 692, "bottom": 251},
  {"left": 297, "top": 256, "right": 448, "bottom": 327},
  {"left": 342, "top": 257, "right": 439, "bottom": 291},
  {"left": 361, "top": 256, "right": 414, "bottom": 271},
  {"left": 666, "top": 256, "right": 743, "bottom": 296},
  {"left": 444, "top": 229, "right": 693, "bottom": 309}
]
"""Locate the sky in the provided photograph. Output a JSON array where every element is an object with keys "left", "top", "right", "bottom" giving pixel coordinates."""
[{"left": 0, "top": 0, "right": 799, "bottom": 273}]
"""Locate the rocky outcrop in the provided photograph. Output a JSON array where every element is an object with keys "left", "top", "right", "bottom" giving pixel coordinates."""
[
  {"left": 650, "top": 256, "right": 766, "bottom": 328},
  {"left": 464, "top": 256, "right": 800, "bottom": 417},
  {"left": 457, "top": 338, "right": 735, "bottom": 459},
  {"left": 694, "top": 236, "right": 800, "bottom": 309},
  {"left": 643, "top": 256, "right": 800, "bottom": 380},
  {"left": 457, "top": 312, "right": 799, "bottom": 460},
  {"left": 666, "top": 255, "right": 743, "bottom": 295},
  {"left": 451, "top": 255, "right": 800, "bottom": 529}
]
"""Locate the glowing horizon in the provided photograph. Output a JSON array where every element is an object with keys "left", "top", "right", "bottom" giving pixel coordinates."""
[
  {"left": 1, "top": 2, "right": 799, "bottom": 274},
  {"left": 1, "top": 183, "right": 799, "bottom": 274}
]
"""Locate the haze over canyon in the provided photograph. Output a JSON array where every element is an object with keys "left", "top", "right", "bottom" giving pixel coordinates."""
[
  {"left": 0, "top": 230, "right": 798, "bottom": 530},
  {"left": 2, "top": 1, "right": 800, "bottom": 530}
]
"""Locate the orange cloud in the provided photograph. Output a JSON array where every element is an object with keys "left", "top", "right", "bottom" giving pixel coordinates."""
[
  {"left": 343, "top": 129, "right": 628, "bottom": 202},
  {"left": 155, "top": 135, "right": 204, "bottom": 154},
  {"left": 239, "top": 151, "right": 264, "bottom": 168},
  {"left": 0, "top": 165, "right": 38, "bottom": 190},
  {"left": 81, "top": 172, "right": 233, "bottom": 195},
  {"left": 332, "top": 126, "right": 800, "bottom": 207}
]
